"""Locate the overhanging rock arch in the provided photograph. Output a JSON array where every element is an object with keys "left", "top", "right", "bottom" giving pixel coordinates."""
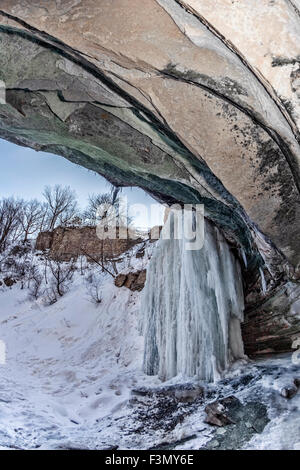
[{"left": 0, "top": 0, "right": 299, "bottom": 355}]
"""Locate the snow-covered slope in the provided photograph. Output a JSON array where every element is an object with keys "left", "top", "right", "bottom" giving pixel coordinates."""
[
  {"left": 0, "top": 273, "right": 144, "bottom": 449},
  {"left": 0, "top": 243, "right": 299, "bottom": 450}
]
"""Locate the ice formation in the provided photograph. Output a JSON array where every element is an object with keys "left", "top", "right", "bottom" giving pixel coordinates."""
[
  {"left": 259, "top": 267, "right": 267, "bottom": 295},
  {"left": 141, "top": 213, "right": 245, "bottom": 382}
]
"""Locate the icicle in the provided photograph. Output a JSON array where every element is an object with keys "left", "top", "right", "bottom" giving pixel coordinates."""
[
  {"left": 141, "top": 214, "right": 245, "bottom": 382},
  {"left": 259, "top": 267, "right": 267, "bottom": 295},
  {"left": 241, "top": 248, "right": 248, "bottom": 269}
]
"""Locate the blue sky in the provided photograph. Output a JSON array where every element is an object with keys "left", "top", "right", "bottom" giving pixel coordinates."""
[{"left": 0, "top": 139, "right": 164, "bottom": 228}]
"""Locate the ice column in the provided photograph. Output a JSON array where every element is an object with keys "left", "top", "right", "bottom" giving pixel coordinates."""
[{"left": 141, "top": 213, "right": 245, "bottom": 382}]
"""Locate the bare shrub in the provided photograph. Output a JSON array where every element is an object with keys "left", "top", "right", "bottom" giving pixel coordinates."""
[
  {"left": 47, "top": 259, "right": 75, "bottom": 299},
  {"left": 9, "top": 242, "right": 31, "bottom": 258},
  {"left": 28, "top": 270, "right": 43, "bottom": 300},
  {"left": 14, "top": 259, "right": 30, "bottom": 278},
  {"left": 84, "top": 271, "right": 103, "bottom": 304},
  {"left": 85, "top": 271, "right": 95, "bottom": 285},
  {"left": 87, "top": 278, "right": 103, "bottom": 305},
  {"left": 43, "top": 286, "right": 59, "bottom": 306},
  {"left": 79, "top": 255, "right": 88, "bottom": 276}
]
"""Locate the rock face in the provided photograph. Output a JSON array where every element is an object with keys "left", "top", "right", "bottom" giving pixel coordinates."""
[
  {"left": 0, "top": 1, "right": 299, "bottom": 353},
  {"left": 35, "top": 226, "right": 141, "bottom": 261},
  {"left": 242, "top": 282, "right": 300, "bottom": 356},
  {"left": 35, "top": 232, "right": 53, "bottom": 252},
  {"left": 114, "top": 270, "right": 146, "bottom": 292}
]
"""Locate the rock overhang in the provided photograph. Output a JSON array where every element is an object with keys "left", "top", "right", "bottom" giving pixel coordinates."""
[{"left": 0, "top": 0, "right": 299, "bottom": 281}]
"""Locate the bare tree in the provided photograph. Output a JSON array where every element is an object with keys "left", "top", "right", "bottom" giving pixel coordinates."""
[
  {"left": 43, "top": 185, "right": 78, "bottom": 231},
  {"left": 38, "top": 202, "right": 50, "bottom": 233},
  {"left": 83, "top": 192, "right": 118, "bottom": 226},
  {"left": 20, "top": 199, "right": 45, "bottom": 243},
  {"left": 47, "top": 258, "right": 75, "bottom": 298},
  {"left": 0, "top": 198, "right": 24, "bottom": 252}
]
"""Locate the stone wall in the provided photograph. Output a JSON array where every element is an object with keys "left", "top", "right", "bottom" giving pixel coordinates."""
[{"left": 35, "top": 226, "right": 142, "bottom": 261}]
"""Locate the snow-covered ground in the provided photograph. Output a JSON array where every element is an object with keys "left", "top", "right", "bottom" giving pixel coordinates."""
[
  {"left": 0, "top": 273, "right": 145, "bottom": 449},
  {"left": 0, "top": 244, "right": 299, "bottom": 450},
  {"left": 0, "top": 243, "right": 161, "bottom": 449}
]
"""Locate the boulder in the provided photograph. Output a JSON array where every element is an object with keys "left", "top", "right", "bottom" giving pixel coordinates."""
[
  {"left": 280, "top": 385, "right": 298, "bottom": 399},
  {"left": 115, "top": 270, "right": 147, "bottom": 292},
  {"left": 204, "top": 397, "right": 237, "bottom": 427}
]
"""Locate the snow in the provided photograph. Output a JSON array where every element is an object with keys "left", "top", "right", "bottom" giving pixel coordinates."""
[
  {"left": 0, "top": 241, "right": 299, "bottom": 450},
  {"left": 0, "top": 244, "right": 160, "bottom": 449},
  {"left": 244, "top": 356, "right": 300, "bottom": 450}
]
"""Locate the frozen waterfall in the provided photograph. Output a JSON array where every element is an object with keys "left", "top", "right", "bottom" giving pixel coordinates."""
[{"left": 141, "top": 212, "right": 245, "bottom": 382}]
